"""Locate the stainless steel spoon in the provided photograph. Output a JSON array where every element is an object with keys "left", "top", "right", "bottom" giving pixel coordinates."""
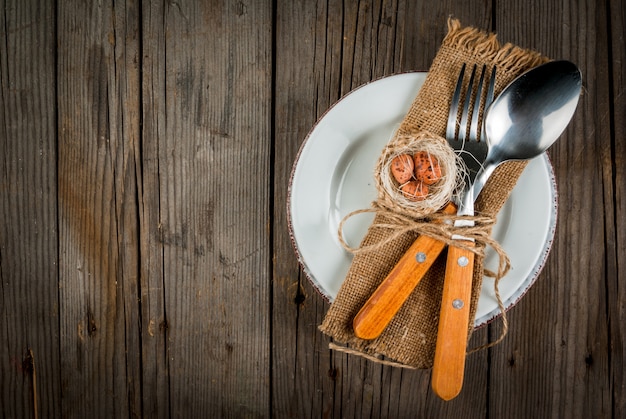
[
  {"left": 432, "top": 60, "right": 583, "bottom": 401},
  {"left": 471, "top": 60, "right": 583, "bottom": 198}
]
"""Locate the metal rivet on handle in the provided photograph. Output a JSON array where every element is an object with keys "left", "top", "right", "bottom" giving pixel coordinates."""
[
  {"left": 452, "top": 299, "right": 464, "bottom": 309},
  {"left": 457, "top": 256, "right": 469, "bottom": 267},
  {"left": 415, "top": 252, "right": 426, "bottom": 263}
]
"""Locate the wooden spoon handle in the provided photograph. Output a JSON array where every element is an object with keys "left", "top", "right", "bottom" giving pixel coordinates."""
[
  {"left": 352, "top": 203, "right": 457, "bottom": 340},
  {"left": 431, "top": 243, "right": 475, "bottom": 401}
]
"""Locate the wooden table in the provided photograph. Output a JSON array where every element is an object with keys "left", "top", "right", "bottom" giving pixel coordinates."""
[{"left": 1, "top": 0, "right": 623, "bottom": 417}]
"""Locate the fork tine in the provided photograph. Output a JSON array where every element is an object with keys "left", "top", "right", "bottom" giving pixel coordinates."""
[
  {"left": 469, "top": 65, "right": 487, "bottom": 142},
  {"left": 458, "top": 64, "right": 477, "bottom": 142},
  {"left": 446, "top": 63, "right": 466, "bottom": 141},
  {"left": 481, "top": 66, "right": 497, "bottom": 141},
  {"left": 485, "top": 65, "right": 497, "bottom": 108}
]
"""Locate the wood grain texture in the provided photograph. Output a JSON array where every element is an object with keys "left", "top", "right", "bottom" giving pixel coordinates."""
[
  {"left": 0, "top": 0, "right": 623, "bottom": 416},
  {"left": 489, "top": 0, "right": 613, "bottom": 417},
  {"left": 141, "top": 1, "right": 273, "bottom": 416},
  {"left": 608, "top": 0, "right": 625, "bottom": 416},
  {"left": 57, "top": 0, "right": 142, "bottom": 416},
  {"left": 140, "top": 0, "right": 170, "bottom": 416},
  {"left": 272, "top": 1, "right": 340, "bottom": 416},
  {"left": 0, "top": 1, "right": 60, "bottom": 417}
]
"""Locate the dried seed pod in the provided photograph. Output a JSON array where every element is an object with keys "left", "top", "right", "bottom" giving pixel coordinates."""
[
  {"left": 414, "top": 151, "right": 442, "bottom": 185},
  {"left": 401, "top": 180, "right": 429, "bottom": 201},
  {"left": 390, "top": 154, "right": 415, "bottom": 184}
]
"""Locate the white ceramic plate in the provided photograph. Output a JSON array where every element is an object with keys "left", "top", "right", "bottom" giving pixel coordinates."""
[{"left": 287, "top": 72, "right": 557, "bottom": 327}]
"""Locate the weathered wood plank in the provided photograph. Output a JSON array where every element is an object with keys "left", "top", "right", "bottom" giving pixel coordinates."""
[
  {"left": 141, "top": 0, "right": 272, "bottom": 416},
  {"left": 0, "top": 1, "right": 60, "bottom": 417},
  {"left": 139, "top": 0, "right": 170, "bottom": 417},
  {"left": 272, "top": 0, "right": 339, "bottom": 416},
  {"left": 608, "top": 0, "right": 626, "bottom": 416},
  {"left": 490, "top": 0, "right": 613, "bottom": 417},
  {"left": 111, "top": 1, "right": 144, "bottom": 416},
  {"left": 56, "top": 0, "right": 142, "bottom": 416},
  {"left": 400, "top": 0, "right": 493, "bottom": 71},
  {"left": 273, "top": 1, "right": 493, "bottom": 417}
]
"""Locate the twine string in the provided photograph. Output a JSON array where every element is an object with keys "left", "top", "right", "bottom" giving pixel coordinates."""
[
  {"left": 337, "top": 204, "right": 511, "bottom": 354},
  {"left": 328, "top": 342, "right": 418, "bottom": 369}
]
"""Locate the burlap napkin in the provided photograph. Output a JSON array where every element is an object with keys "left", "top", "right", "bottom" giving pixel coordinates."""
[{"left": 319, "top": 19, "right": 549, "bottom": 369}]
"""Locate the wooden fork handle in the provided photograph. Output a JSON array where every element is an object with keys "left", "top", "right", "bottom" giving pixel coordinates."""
[
  {"left": 431, "top": 242, "right": 475, "bottom": 401},
  {"left": 353, "top": 234, "right": 447, "bottom": 339},
  {"left": 352, "top": 203, "right": 457, "bottom": 340}
]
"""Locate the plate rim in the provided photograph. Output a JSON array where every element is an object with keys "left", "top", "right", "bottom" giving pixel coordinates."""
[{"left": 286, "top": 71, "right": 558, "bottom": 328}]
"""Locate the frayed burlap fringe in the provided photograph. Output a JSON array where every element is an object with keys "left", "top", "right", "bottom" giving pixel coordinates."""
[
  {"left": 319, "top": 18, "right": 550, "bottom": 369},
  {"left": 443, "top": 19, "right": 546, "bottom": 75},
  {"left": 396, "top": 19, "right": 548, "bottom": 140}
]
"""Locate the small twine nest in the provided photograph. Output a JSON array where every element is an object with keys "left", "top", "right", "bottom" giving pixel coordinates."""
[{"left": 374, "top": 130, "right": 466, "bottom": 218}]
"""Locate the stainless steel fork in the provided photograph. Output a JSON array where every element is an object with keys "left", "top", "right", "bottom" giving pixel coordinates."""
[
  {"left": 352, "top": 64, "right": 496, "bottom": 341},
  {"left": 447, "top": 63, "right": 495, "bottom": 180},
  {"left": 431, "top": 64, "right": 496, "bottom": 400}
]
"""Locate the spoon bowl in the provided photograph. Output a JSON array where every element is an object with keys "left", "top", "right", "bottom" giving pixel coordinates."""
[{"left": 473, "top": 60, "right": 582, "bottom": 197}]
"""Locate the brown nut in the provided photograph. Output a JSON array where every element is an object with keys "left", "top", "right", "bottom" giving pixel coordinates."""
[
  {"left": 390, "top": 154, "right": 415, "bottom": 184},
  {"left": 401, "top": 180, "right": 429, "bottom": 201},
  {"left": 413, "top": 151, "right": 442, "bottom": 185}
]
